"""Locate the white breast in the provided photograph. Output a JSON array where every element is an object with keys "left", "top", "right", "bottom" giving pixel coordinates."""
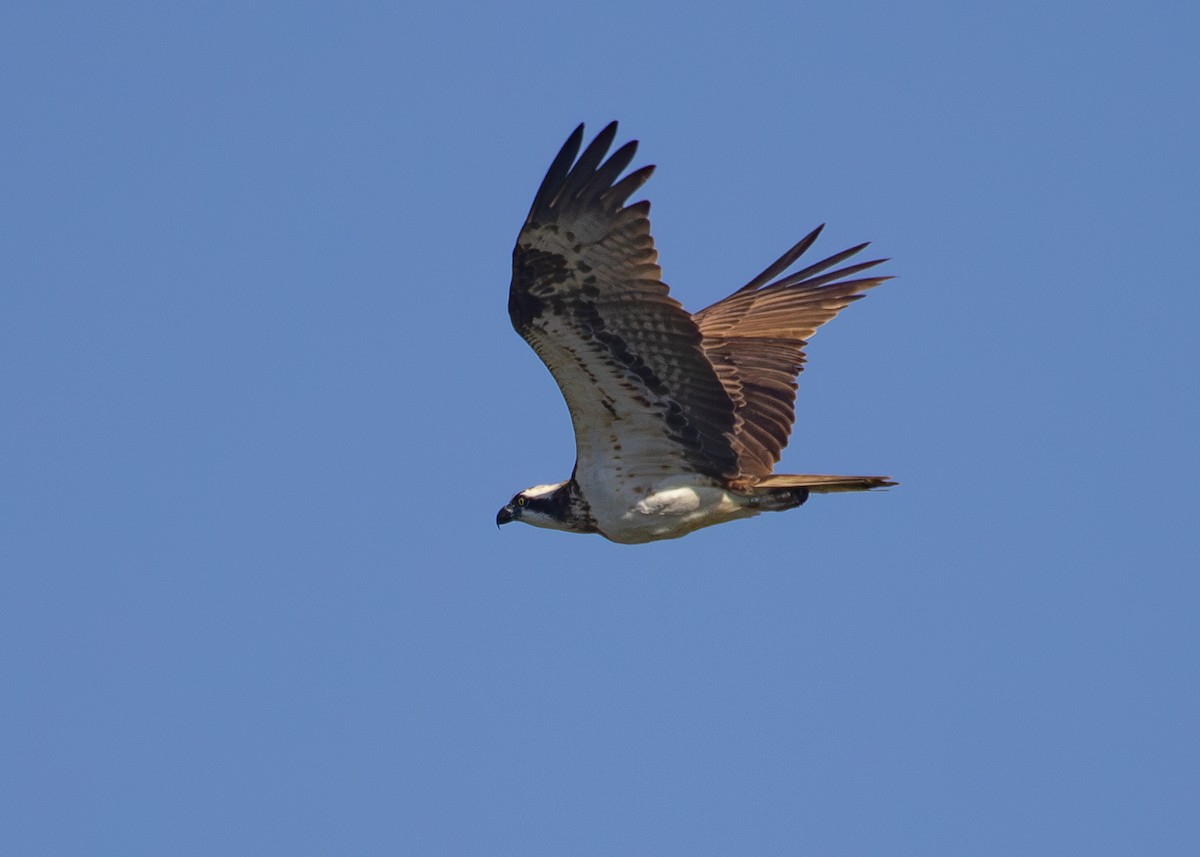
[{"left": 580, "top": 472, "right": 758, "bottom": 544}]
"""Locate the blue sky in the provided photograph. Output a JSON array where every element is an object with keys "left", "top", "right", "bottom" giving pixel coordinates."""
[{"left": 3, "top": 1, "right": 1198, "bottom": 854}]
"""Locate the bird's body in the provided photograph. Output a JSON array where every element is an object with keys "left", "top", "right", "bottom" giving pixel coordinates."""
[
  {"left": 517, "top": 475, "right": 795, "bottom": 545},
  {"left": 588, "top": 479, "right": 812, "bottom": 545},
  {"left": 497, "top": 123, "right": 895, "bottom": 543}
]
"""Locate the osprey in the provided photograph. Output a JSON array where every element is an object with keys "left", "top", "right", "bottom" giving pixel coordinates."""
[{"left": 497, "top": 123, "right": 895, "bottom": 543}]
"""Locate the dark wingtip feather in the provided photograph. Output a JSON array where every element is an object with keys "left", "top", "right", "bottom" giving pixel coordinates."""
[
  {"left": 602, "top": 163, "right": 656, "bottom": 208},
  {"left": 579, "top": 138, "right": 640, "bottom": 204},
  {"left": 777, "top": 258, "right": 889, "bottom": 292},
  {"left": 824, "top": 275, "right": 894, "bottom": 295},
  {"left": 561, "top": 123, "right": 618, "bottom": 189},
  {"left": 763, "top": 242, "right": 873, "bottom": 290},
  {"left": 528, "top": 124, "right": 585, "bottom": 221},
  {"left": 735, "top": 224, "right": 827, "bottom": 294},
  {"left": 527, "top": 122, "right": 659, "bottom": 221}
]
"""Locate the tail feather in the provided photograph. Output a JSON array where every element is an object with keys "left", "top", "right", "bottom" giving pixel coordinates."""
[{"left": 756, "top": 473, "right": 897, "bottom": 494}]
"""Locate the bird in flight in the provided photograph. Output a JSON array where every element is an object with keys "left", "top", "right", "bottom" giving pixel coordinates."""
[{"left": 497, "top": 122, "right": 895, "bottom": 543}]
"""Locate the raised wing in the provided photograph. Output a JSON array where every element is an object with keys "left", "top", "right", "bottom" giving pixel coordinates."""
[
  {"left": 693, "top": 225, "right": 890, "bottom": 478},
  {"left": 509, "top": 123, "right": 741, "bottom": 483}
]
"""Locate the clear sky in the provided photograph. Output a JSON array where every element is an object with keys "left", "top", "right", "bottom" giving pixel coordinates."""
[{"left": 3, "top": 1, "right": 1198, "bottom": 854}]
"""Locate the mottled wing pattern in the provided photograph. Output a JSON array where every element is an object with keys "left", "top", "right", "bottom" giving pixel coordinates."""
[
  {"left": 509, "top": 123, "right": 741, "bottom": 482},
  {"left": 692, "top": 225, "right": 890, "bottom": 478}
]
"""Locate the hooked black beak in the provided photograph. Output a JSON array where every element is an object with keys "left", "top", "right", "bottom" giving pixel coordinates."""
[{"left": 496, "top": 504, "right": 516, "bottom": 528}]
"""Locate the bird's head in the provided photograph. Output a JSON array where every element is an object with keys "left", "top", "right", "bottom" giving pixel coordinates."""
[{"left": 496, "top": 481, "right": 582, "bottom": 532}]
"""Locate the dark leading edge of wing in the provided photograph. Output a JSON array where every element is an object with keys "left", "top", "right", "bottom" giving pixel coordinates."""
[{"left": 508, "top": 123, "right": 743, "bottom": 480}]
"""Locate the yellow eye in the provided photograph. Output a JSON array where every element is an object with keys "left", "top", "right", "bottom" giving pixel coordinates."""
[{"left": 516, "top": 497, "right": 526, "bottom": 507}]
